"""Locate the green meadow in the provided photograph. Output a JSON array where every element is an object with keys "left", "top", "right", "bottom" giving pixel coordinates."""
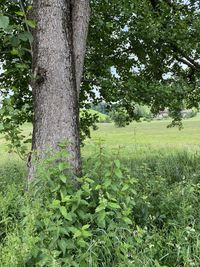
[
  {"left": 88, "top": 119, "right": 200, "bottom": 146},
  {"left": 1, "top": 118, "right": 200, "bottom": 159},
  {"left": 83, "top": 118, "right": 200, "bottom": 159},
  {"left": 0, "top": 118, "right": 200, "bottom": 266}
]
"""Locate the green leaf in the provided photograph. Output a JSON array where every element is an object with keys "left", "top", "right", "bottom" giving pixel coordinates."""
[
  {"left": 95, "top": 203, "right": 106, "bottom": 213},
  {"left": 154, "top": 260, "right": 162, "bottom": 267},
  {"left": 25, "top": 19, "right": 36, "bottom": 28},
  {"left": 63, "top": 239, "right": 75, "bottom": 250},
  {"left": 15, "top": 11, "right": 25, "bottom": 16},
  {"left": 27, "top": 5, "right": 33, "bottom": 11},
  {"left": 50, "top": 184, "right": 60, "bottom": 193},
  {"left": 18, "top": 32, "right": 33, "bottom": 43},
  {"left": 77, "top": 210, "right": 90, "bottom": 220},
  {"left": 59, "top": 206, "right": 72, "bottom": 221},
  {"left": 59, "top": 174, "right": 67, "bottom": 183},
  {"left": 108, "top": 202, "right": 120, "bottom": 209},
  {"left": 51, "top": 199, "right": 60, "bottom": 207},
  {"left": 73, "top": 229, "right": 82, "bottom": 238},
  {"left": 82, "top": 224, "right": 90, "bottom": 230},
  {"left": 82, "top": 229, "right": 92, "bottom": 238},
  {"left": 96, "top": 210, "right": 106, "bottom": 228},
  {"left": 105, "top": 170, "right": 111, "bottom": 177},
  {"left": 95, "top": 185, "right": 102, "bottom": 190},
  {"left": 123, "top": 217, "right": 132, "bottom": 225},
  {"left": 114, "top": 168, "right": 123, "bottom": 178},
  {"left": 77, "top": 238, "right": 87, "bottom": 248},
  {"left": 10, "top": 48, "right": 18, "bottom": 55},
  {"left": 0, "top": 16, "right": 9, "bottom": 29},
  {"left": 11, "top": 36, "right": 20, "bottom": 47},
  {"left": 58, "top": 239, "right": 67, "bottom": 255},
  {"left": 103, "top": 179, "right": 111, "bottom": 188},
  {"left": 122, "top": 184, "right": 129, "bottom": 191},
  {"left": 114, "top": 159, "right": 121, "bottom": 168},
  {"left": 23, "top": 138, "right": 32, "bottom": 144},
  {"left": 58, "top": 161, "right": 67, "bottom": 171},
  {"left": 61, "top": 193, "right": 71, "bottom": 203}
]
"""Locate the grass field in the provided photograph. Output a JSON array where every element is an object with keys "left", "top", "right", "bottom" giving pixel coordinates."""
[
  {"left": 0, "top": 123, "right": 31, "bottom": 163},
  {"left": 1, "top": 118, "right": 200, "bottom": 161},
  {"left": 90, "top": 120, "right": 200, "bottom": 146},
  {"left": 0, "top": 118, "right": 200, "bottom": 266},
  {"left": 83, "top": 118, "right": 200, "bottom": 158}
]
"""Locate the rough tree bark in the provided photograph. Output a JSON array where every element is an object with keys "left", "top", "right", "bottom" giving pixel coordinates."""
[{"left": 29, "top": 0, "right": 90, "bottom": 181}]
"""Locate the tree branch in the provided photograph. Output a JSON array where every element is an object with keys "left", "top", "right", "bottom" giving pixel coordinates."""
[
  {"left": 170, "top": 43, "right": 200, "bottom": 70},
  {"left": 163, "top": 0, "right": 189, "bottom": 12},
  {"left": 176, "top": 57, "right": 196, "bottom": 70},
  {"left": 148, "top": 0, "right": 200, "bottom": 72}
]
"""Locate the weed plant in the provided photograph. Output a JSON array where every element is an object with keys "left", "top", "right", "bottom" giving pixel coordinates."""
[{"left": 0, "top": 147, "right": 199, "bottom": 266}]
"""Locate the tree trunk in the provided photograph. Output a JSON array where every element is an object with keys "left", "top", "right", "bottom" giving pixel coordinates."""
[{"left": 29, "top": 0, "right": 90, "bottom": 181}]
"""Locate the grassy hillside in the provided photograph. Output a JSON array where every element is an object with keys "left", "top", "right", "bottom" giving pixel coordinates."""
[{"left": 83, "top": 109, "right": 109, "bottom": 122}]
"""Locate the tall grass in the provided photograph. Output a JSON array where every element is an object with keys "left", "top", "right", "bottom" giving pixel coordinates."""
[{"left": 0, "top": 147, "right": 199, "bottom": 266}]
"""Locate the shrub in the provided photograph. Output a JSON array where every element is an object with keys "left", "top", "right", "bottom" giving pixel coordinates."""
[
  {"left": 109, "top": 109, "right": 130, "bottom": 127},
  {"left": 0, "top": 148, "right": 139, "bottom": 266}
]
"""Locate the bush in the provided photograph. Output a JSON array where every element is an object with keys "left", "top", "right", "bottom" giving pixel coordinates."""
[
  {"left": 134, "top": 105, "right": 153, "bottom": 122},
  {"left": 110, "top": 109, "right": 130, "bottom": 127},
  {"left": 0, "top": 148, "right": 139, "bottom": 266},
  {"left": 98, "top": 115, "right": 112, "bottom": 123}
]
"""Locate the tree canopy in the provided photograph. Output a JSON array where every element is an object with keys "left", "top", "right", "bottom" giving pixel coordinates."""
[{"left": 0, "top": 0, "right": 200, "bottom": 156}]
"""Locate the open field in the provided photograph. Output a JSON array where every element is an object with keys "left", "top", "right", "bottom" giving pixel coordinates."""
[
  {"left": 1, "top": 118, "right": 200, "bottom": 161},
  {"left": 89, "top": 120, "right": 200, "bottom": 147},
  {"left": 0, "top": 118, "right": 200, "bottom": 266},
  {"left": 0, "top": 123, "right": 31, "bottom": 163},
  {"left": 83, "top": 118, "right": 200, "bottom": 158}
]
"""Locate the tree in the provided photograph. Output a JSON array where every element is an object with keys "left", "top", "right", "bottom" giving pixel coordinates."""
[
  {"left": 28, "top": 0, "right": 90, "bottom": 179},
  {"left": 86, "top": 0, "right": 200, "bottom": 125},
  {"left": 0, "top": 0, "right": 200, "bottom": 177},
  {"left": 110, "top": 109, "right": 131, "bottom": 128}
]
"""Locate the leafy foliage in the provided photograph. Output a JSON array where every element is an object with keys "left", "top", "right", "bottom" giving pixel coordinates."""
[
  {"left": 110, "top": 108, "right": 131, "bottom": 127},
  {"left": 0, "top": 1, "right": 33, "bottom": 157},
  {"left": 0, "top": 147, "right": 199, "bottom": 266},
  {"left": 0, "top": 0, "right": 200, "bottom": 153},
  {"left": 0, "top": 147, "right": 139, "bottom": 266},
  {"left": 86, "top": 0, "right": 200, "bottom": 123}
]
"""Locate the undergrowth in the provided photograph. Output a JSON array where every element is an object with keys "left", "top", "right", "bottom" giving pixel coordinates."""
[{"left": 0, "top": 147, "right": 199, "bottom": 266}]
